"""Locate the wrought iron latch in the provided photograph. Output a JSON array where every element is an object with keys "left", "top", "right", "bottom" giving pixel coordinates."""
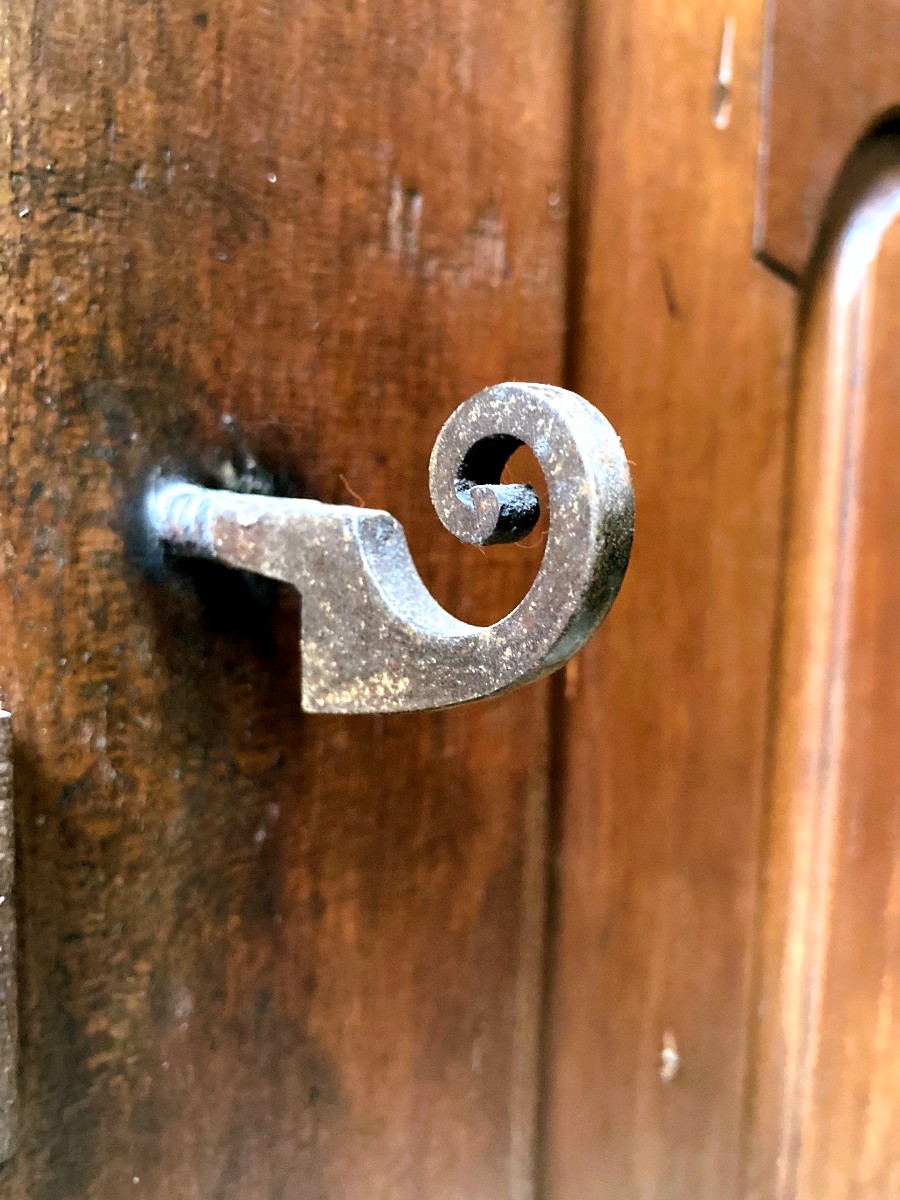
[{"left": 145, "top": 383, "right": 634, "bottom": 713}]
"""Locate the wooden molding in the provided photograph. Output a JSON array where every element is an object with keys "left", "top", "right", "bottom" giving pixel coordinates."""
[
  {"left": 756, "top": 0, "right": 900, "bottom": 278},
  {"left": 745, "top": 140, "right": 900, "bottom": 1199}
]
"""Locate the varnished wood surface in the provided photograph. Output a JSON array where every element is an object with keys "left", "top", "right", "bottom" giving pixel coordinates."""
[
  {"left": 3, "top": 2, "right": 898, "bottom": 1197},
  {"left": 0, "top": 2, "right": 574, "bottom": 1196},
  {"left": 746, "top": 139, "right": 900, "bottom": 1200},
  {"left": 544, "top": 1, "right": 796, "bottom": 1197},
  {"left": 756, "top": 0, "right": 900, "bottom": 276}
]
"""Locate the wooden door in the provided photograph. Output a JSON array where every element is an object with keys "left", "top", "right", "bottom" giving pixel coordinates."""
[
  {"left": 0, "top": 1, "right": 898, "bottom": 1199},
  {"left": 545, "top": 2, "right": 900, "bottom": 1198},
  {"left": 0, "top": 3, "right": 572, "bottom": 1197}
]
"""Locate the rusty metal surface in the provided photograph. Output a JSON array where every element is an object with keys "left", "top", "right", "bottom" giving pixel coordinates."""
[
  {"left": 145, "top": 383, "right": 634, "bottom": 713},
  {"left": 0, "top": 710, "right": 16, "bottom": 1160}
]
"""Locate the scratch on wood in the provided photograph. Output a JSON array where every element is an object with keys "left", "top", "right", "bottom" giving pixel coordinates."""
[
  {"left": 387, "top": 174, "right": 423, "bottom": 262},
  {"left": 657, "top": 256, "right": 684, "bottom": 320},
  {"left": 467, "top": 208, "right": 507, "bottom": 286}
]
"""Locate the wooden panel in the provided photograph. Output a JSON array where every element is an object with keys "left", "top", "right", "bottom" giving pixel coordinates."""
[
  {"left": 544, "top": 2, "right": 795, "bottom": 1197},
  {"left": 756, "top": 0, "right": 900, "bottom": 277},
  {"left": 746, "top": 138, "right": 900, "bottom": 1200},
  {"left": 0, "top": 2, "right": 573, "bottom": 1197}
]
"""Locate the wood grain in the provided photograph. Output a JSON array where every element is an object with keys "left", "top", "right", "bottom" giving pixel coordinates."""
[
  {"left": 756, "top": 0, "right": 900, "bottom": 276},
  {"left": 745, "top": 138, "right": 900, "bottom": 1200},
  {"left": 0, "top": 712, "right": 16, "bottom": 1161},
  {"left": 543, "top": 1, "right": 796, "bottom": 1197},
  {"left": 0, "top": 2, "right": 573, "bottom": 1196}
]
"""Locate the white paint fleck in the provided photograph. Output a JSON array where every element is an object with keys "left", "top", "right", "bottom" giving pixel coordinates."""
[
  {"left": 386, "top": 174, "right": 423, "bottom": 262},
  {"left": 660, "top": 1030, "right": 681, "bottom": 1083},
  {"left": 712, "top": 17, "right": 735, "bottom": 130}
]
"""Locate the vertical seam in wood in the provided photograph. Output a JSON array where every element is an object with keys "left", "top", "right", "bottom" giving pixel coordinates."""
[
  {"left": 535, "top": 0, "right": 591, "bottom": 1196},
  {"left": 512, "top": 763, "right": 552, "bottom": 1200},
  {"left": 736, "top": 304, "right": 803, "bottom": 1200}
]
